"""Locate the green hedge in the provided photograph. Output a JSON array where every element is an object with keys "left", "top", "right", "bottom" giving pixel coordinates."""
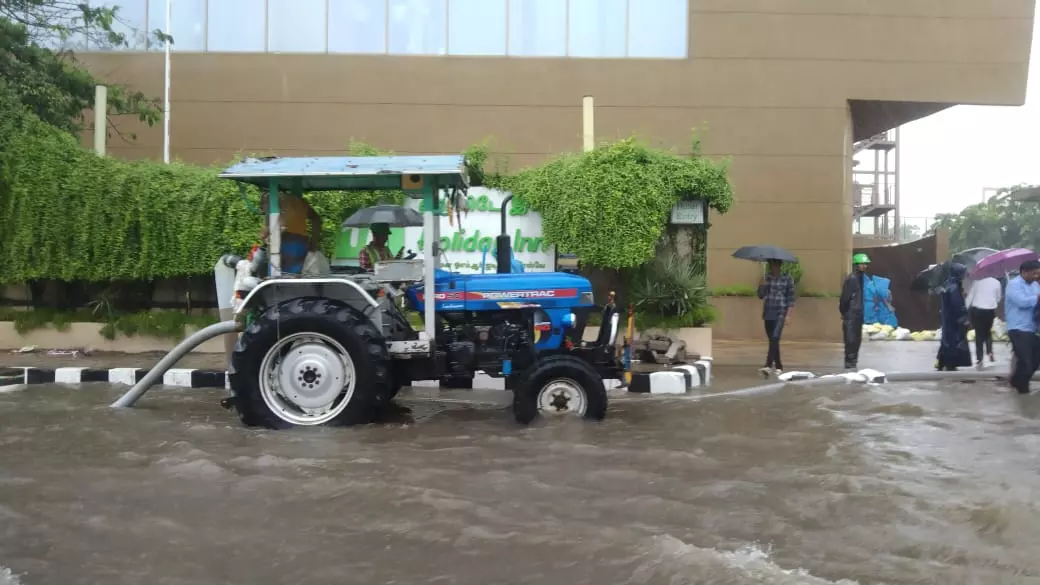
[
  {"left": 0, "top": 79, "right": 732, "bottom": 285},
  {"left": 490, "top": 137, "right": 733, "bottom": 269},
  {"left": 0, "top": 82, "right": 401, "bottom": 284}
]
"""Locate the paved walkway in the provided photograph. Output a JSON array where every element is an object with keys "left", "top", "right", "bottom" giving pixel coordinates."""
[{"left": 714, "top": 338, "right": 1013, "bottom": 373}]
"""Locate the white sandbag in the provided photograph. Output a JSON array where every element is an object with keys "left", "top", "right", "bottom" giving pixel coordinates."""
[
  {"left": 869, "top": 331, "right": 889, "bottom": 341},
  {"left": 993, "top": 318, "right": 1007, "bottom": 339},
  {"left": 778, "top": 371, "right": 815, "bottom": 382},
  {"left": 893, "top": 327, "right": 911, "bottom": 341},
  {"left": 302, "top": 251, "right": 331, "bottom": 275},
  {"left": 858, "top": 368, "right": 887, "bottom": 384}
]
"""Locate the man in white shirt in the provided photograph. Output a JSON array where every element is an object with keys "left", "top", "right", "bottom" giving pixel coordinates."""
[{"left": 966, "top": 275, "right": 1002, "bottom": 368}]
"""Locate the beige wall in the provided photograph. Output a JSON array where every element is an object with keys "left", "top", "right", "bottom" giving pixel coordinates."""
[{"left": 79, "top": 0, "right": 1034, "bottom": 293}]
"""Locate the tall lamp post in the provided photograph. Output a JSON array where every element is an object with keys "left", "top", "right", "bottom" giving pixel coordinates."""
[{"left": 162, "top": 0, "right": 171, "bottom": 164}]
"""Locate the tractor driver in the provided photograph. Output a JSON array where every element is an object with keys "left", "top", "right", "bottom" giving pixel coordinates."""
[{"left": 358, "top": 222, "right": 403, "bottom": 271}]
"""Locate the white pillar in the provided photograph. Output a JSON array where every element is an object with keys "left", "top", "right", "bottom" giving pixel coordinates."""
[
  {"left": 582, "top": 95, "right": 595, "bottom": 152},
  {"left": 93, "top": 85, "right": 107, "bottom": 156}
]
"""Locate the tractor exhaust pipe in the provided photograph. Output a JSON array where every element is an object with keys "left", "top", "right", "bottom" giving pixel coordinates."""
[{"left": 497, "top": 194, "right": 514, "bottom": 274}]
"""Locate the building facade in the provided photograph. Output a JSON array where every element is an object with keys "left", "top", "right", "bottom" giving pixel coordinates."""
[{"left": 75, "top": 0, "right": 1035, "bottom": 292}]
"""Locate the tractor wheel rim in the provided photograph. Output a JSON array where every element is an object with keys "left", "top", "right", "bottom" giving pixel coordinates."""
[
  {"left": 536, "top": 378, "right": 587, "bottom": 416},
  {"left": 259, "top": 332, "right": 355, "bottom": 426}
]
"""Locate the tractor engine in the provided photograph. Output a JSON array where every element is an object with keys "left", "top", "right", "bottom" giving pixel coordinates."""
[{"left": 438, "top": 313, "right": 534, "bottom": 376}]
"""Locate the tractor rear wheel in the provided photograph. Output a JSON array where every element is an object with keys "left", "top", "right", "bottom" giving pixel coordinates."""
[
  {"left": 513, "top": 355, "right": 608, "bottom": 424},
  {"left": 228, "top": 298, "right": 392, "bottom": 429}
]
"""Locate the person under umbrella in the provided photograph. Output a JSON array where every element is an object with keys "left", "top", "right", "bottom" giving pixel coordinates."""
[
  {"left": 839, "top": 253, "right": 870, "bottom": 370},
  {"left": 965, "top": 273, "right": 1002, "bottom": 368},
  {"left": 756, "top": 259, "right": 796, "bottom": 377},
  {"left": 935, "top": 263, "right": 973, "bottom": 372},
  {"left": 1004, "top": 259, "right": 1040, "bottom": 394},
  {"left": 358, "top": 222, "right": 403, "bottom": 271}
]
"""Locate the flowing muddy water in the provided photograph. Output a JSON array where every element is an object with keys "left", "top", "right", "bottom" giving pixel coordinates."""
[{"left": 1, "top": 380, "right": 1039, "bottom": 585}]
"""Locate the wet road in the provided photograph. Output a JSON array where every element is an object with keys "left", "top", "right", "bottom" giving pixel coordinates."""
[{"left": 2, "top": 377, "right": 1040, "bottom": 585}]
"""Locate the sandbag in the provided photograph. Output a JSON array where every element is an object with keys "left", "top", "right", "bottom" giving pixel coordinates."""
[{"left": 302, "top": 250, "right": 331, "bottom": 275}]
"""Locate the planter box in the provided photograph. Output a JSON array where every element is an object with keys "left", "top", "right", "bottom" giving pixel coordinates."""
[
  {"left": 0, "top": 322, "right": 228, "bottom": 353},
  {"left": 583, "top": 325, "right": 712, "bottom": 357},
  {"left": 710, "top": 296, "right": 841, "bottom": 342}
]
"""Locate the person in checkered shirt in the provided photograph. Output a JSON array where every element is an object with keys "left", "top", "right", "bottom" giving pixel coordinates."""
[
  {"left": 358, "top": 222, "right": 402, "bottom": 271},
  {"left": 757, "top": 259, "right": 796, "bottom": 376}
]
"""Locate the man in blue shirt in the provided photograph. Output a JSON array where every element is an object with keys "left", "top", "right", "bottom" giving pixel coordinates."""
[{"left": 1004, "top": 260, "right": 1040, "bottom": 394}]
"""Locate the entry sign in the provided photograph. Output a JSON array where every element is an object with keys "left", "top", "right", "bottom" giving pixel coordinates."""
[{"left": 670, "top": 199, "right": 706, "bottom": 225}]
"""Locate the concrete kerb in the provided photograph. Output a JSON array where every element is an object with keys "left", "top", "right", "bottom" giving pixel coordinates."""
[
  {"left": 0, "top": 358, "right": 715, "bottom": 394},
  {"left": 628, "top": 358, "right": 713, "bottom": 394}
]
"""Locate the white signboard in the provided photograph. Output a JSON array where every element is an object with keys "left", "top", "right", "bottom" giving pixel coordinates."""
[
  {"left": 335, "top": 187, "right": 556, "bottom": 273},
  {"left": 670, "top": 199, "right": 706, "bottom": 225}
]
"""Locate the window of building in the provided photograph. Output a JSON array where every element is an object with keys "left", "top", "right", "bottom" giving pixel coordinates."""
[
  {"left": 147, "top": 0, "right": 205, "bottom": 51},
  {"left": 207, "top": 0, "right": 266, "bottom": 52},
  {"left": 87, "top": 0, "right": 148, "bottom": 50},
  {"left": 628, "top": 0, "right": 687, "bottom": 58},
  {"left": 447, "top": 0, "right": 506, "bottom": 56},
  {"left": 567, "top": 0, "right": 626, "bottom": 58},
  {"left": 269, "top": 0, "right": 327, "bottom": 53},
  {"left": 507, "top": 0, "right": 565, "bottom": 57},
  {"left": 329, "top": 0, "right": 387, "bottom": 53},
  {"left": 388, "top": 0, "right": 446, "bottom": 55}
]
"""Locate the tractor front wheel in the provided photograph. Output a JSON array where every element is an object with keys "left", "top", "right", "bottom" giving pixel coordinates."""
[
  {"left": 228, "top": 298, "right": 392, "bottom": 429},
  {"left": 513, "top": 355, "right": 608, "bottom": 424}
]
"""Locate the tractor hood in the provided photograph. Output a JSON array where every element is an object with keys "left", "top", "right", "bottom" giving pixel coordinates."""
[{"left": 407, "top": 270, "right": 595, "bottom": 313}]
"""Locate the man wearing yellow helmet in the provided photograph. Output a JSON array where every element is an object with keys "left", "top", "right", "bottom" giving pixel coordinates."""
[{"left": 839, "top": 253, "right": 871, "bottom": 369}]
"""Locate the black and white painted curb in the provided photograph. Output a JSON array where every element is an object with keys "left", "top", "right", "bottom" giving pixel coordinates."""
[
  {"left": 628, "top": 359, "right": 713, "bottom": 394},
  {"left": 0, "top": 358, "right": 713, "bottom": 394},
  {"left": 0, "top": 367, "right": 227, "bottom": 388}
]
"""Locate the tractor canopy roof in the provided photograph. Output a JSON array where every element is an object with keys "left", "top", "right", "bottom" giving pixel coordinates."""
[{"left": 218, "top": 155, "right": 468, "bottom": 196}]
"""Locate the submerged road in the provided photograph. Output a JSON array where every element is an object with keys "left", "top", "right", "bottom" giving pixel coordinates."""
[{"left": 1, "top": 338, "right": 1038, "bottom": 584}]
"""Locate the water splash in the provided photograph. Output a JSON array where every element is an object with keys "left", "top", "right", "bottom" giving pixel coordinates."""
[
  {"left": 0, "top": 566, "right": 23, "bottom": 585},
  {"left": 632, "top": 535, "right": 863, "bottom": 585}
]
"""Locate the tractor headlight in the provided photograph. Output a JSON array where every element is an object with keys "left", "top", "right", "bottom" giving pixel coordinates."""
[
  {"left": 580, "top": 291, "right": 594, "bottom": 305},
  {"left": 561, "top": 312, "right": 577, "bottom": 329}
]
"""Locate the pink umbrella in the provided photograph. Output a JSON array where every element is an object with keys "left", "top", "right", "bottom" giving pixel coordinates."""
[{"left": 968, "top": 247, "right": 1039, "bottom": 280}]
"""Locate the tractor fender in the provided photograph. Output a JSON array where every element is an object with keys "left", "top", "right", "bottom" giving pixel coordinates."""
[{"left": 235, "top": 278, "right": 381, "bottom": 322}]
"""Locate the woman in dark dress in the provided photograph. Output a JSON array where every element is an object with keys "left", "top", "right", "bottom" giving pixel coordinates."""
[{"left": 936, "top": 262, "right": 973, "bottom": 371}]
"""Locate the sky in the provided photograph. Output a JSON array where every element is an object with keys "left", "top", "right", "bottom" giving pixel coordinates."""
[{"left": 896, "top": 11, "right": 1040, "bottom": 223}]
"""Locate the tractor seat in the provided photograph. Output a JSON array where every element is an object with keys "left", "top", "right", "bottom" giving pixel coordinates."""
[{"left": 595, "top": 303, "right": 620, "bottom": 347}]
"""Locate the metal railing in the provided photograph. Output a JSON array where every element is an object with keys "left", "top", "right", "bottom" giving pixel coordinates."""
[
  {"left": 853, "top": 216, "right": 933, "bottom": 242},
  {"left": 853, "top": 182, "right": 896, "bottom": 208}
]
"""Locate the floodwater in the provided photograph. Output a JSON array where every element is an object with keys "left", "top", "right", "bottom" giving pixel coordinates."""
[{"left": 2, "top": 377, "right": 1040, "bottom": 585}]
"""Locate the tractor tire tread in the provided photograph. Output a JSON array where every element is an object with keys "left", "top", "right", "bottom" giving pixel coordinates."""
[
  {"left": 228, "top": 297, "right": 391, "bottom": 429},
  {"left": 513, "top": 354, "right": 608, "bottom": 424}
]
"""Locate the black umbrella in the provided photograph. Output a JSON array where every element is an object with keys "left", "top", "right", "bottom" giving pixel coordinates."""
[
  {"left": 951, "top": 247, "right": 999, "bottom": 270},
  {"left": 911, "top": 248, "right": 1001, "bottom": 294},
  {"left": 732, "top": 245, "right": 798, "bottom": 263},
  {"left": 910, "top": 263, "right": 948, "bottom": 293},
  {"left": 341, "top": 204, "right": 423, "bottom": 228}
]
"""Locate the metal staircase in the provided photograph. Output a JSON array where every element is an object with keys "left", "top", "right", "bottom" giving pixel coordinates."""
[{"left": 852, "top": 130, "right": 899, "bottom": 240}]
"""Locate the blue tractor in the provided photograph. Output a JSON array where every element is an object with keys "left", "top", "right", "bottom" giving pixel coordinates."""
[{"left": 119, "top": 155, "right": 623, "bottom": 429}]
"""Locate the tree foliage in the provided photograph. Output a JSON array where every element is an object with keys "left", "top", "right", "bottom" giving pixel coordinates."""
[
  {"left": 0, "top": 1, "right": 167, "bottom": 136},
  {"left": 488, "top": 137, "right": 733, "bottom": 269},
  {"left": 931, "top": 185, "right": 1040, "bottom": 252}
]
